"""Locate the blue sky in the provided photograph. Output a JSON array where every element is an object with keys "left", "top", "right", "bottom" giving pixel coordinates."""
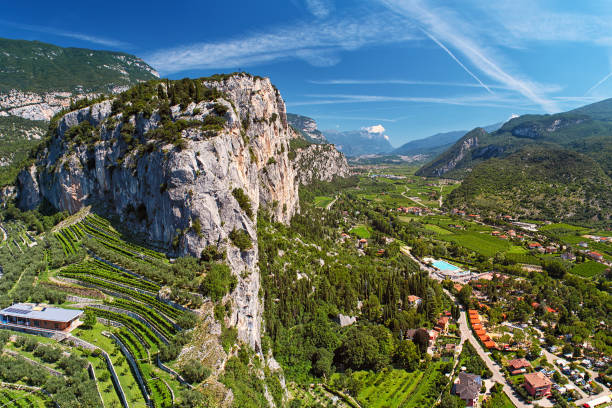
[{"left": 3, "top": 0, "right": 612, "bottom": 147}]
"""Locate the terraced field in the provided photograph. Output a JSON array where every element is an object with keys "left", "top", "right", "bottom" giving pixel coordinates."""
[
  {"left": 0, "top": 387, "right": 49, "bottom": 407},
  {"left": 571, "top": 261, "right": 608, "bottom": 277},
  {"left": 41, "top": 213, "right": 198, "bottom": 407},
  {"left": 342, "top": 364, "right": 447, "bottom": 408}
]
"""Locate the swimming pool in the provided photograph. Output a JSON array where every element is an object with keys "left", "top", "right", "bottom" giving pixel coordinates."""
[{"left": 432, "top": 260, "right": 461, "bottom": 272}]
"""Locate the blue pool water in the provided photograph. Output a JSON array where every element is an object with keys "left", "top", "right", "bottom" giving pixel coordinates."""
[{"left": 432, "top": 260, "right": 461, "bottom": 271}]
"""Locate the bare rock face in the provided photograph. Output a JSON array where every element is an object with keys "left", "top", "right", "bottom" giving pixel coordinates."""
[
  {"left": 432, "top": 133, "right": 480, "bottom": 177},
  {"left": 294, "top": 143, "right": 350, "bottom": 184},
  {"left": 16, "top": 74, "right": 349, "bottom": 352}
]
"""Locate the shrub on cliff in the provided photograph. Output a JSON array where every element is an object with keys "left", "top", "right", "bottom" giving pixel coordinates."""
[
  {"left": 232, "top": 188, "right": 253, "bottom": 218},
  {"left": 229, "top": 228, "right": 253, "bottom": 251}
]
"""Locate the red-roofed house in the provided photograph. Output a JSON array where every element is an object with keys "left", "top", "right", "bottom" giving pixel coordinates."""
[
  {"left": 588, "top": 251, "right": 604, "bottom": 261},
  {"left": 528, "top": 242, "right": 542, "bottom": 249},
  {"left": 436, "top": 316, "right": 449, "bottom": 333},
  {"left": 524, "top": 372, "right": 552, "bottom": 398},
  {"left": 483, "top": 340, "right": 496, "bottom": 349},
  {"left": 508, "top": 358, "right": 531, "bottom": 371},
  {"left": 407, "top": 295, "right": 422, "bottom": 307}
]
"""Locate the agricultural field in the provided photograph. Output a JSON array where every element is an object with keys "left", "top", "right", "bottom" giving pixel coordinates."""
[
  {"left": 570, "top": 261, "right": 608, "bottom": 277},
  {"left": 334, "top": 363, "right": 448, "bottom": 408},
  {"left": 0, "top": 387, "right": 50, "bottom": 407},
  {"left": 444, "top": 231, "right": 513, "bottom": 258}
]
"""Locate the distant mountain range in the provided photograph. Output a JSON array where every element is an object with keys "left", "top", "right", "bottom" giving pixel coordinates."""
[
  {"left": 420, "top": 98, "right": 612, "bottom": 224},
  {"left": 287, "top": 112, "right": 503, "bottom": 158},
  {"left": 321, "top": 128, "right": 394, "bottom": 156},
  {"left": 392, "top": 122, "right": 503, "bottom": 157},
  {"left": 286, "top": 113, "right": 326, "bottom": 143}
]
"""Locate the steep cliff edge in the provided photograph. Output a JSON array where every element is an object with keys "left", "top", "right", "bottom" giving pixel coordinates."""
[{"left": 16, "top": 73, "right": 348, "bottom": 352}]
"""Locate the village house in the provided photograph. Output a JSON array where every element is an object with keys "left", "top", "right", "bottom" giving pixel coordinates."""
[
  {"left": 358, "top": 238, "right": 368, "bottom": 249},
  {"left": 435, "top": 316, "right": 449, "bottom": 333},
  {"left": 407, "top": 295, "right": 422, "bottom": 307},
  {"left": 508, "top": 358, "right": 531, "bottom": 375},
  {"left": 453, "top": 372, "right": 482, "bottom": 406},
  {"left": 444, "top": 343, "right": 456, "bottom": 355},
  {"left": 405, "top": 328, "right": 428, "bottom": 342},
  {"left": 588, "top": 251, "right": 604, "bottom": 261},
  {"left": 523, "top": 372, "right": 552, "bottom": 398},
  {"left": 545, "top": 246, "right": 557, "bottom": 254},
  {"left": 0, "top": 303, "right": 83, "bottom": 333},
  {"left": 528, "top": 242, "right": 542, "bottom": 250},
  {"left": 561, "top": 252, "right": 576, "bottom": 261}
]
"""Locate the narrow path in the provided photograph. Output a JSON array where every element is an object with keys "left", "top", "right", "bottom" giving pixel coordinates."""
[{"left": 325, "top": 195, "right": 338, "bottom": 210}]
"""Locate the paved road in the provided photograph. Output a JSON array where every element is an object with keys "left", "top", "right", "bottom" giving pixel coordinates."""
[
  {"left": 445, "top": 290, "right": 533, "bottom": 408},
  {"left": 539, "top": 349, "right": 588, "bottom": 399}
]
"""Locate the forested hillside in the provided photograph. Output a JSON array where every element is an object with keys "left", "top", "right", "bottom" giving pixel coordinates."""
[
  {"left": 445, "top": 147, "right": 612, "bottom": 225},
  {"left": 0, "top": 38, "right": 158, "bottom": 93}
]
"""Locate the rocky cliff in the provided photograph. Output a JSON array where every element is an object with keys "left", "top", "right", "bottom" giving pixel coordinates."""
[
  {"left": 294, "top": 143, "right": 350, "bottom": 184},
  {"left": 16, "top": 73, "right": 348, "bottom": 350},
  {"left": 286, "top": 113, "right": 327, "bottom": 143}
]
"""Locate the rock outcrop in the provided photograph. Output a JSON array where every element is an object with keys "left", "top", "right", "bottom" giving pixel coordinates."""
[
  {"left": 16, "top": 74, "right": 348, "bottom": 351},
  {"left": 294, "top": 143, "right": 350, "bottom": 184}
]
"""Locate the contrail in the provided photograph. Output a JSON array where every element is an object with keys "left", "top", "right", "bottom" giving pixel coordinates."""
[
  {"left": 421, "top": 29, "right": 493, "bottom": 94},
  {"left": 586, "top": 71, "right": 612, "bottom": 95}
]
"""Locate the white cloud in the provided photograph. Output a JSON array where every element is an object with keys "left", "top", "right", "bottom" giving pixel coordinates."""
[
  {"left": 289, "top": 92, "right": 542, "bottom": 110},
  {"left": 363, "top": 124, "right": 385, "bottom": 133},
  {"left": 378, "top": 0, "right": 560, "bottom": 113},
  {"left": 305, "top": 0, "right": 333, "bottom": 19},
  {"left": 467, "top": 0, "right": 612, "bottom": 47},
  {"left": 384, "top": 135, "right": 390, "bottom": 141},
  {"left": 0, "top": 19, "right": 129, "bottom": 48},
  {"left": 146, "top": 12, "right": 417, "bottom": 74},
  {"left": 309, "top": 78, "right": 562, "bottom": 93}
]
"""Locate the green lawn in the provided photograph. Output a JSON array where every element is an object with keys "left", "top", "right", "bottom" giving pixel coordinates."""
[
  {"left": 570, "top": 261, "right": 608, "bottom": 278},
  {"left": 350, "top": 225, "right": 372, "bottom": 239},
  {"left": 540, "top": 223, "right": 587, "bottom": 232},
  {"left": 73, "top": 322, "right": 147, "bottom": 408},
  {"left": 314, "top": 196, "right": 333, "bottom": 208},
  {"left": 424, "top": 224, "right": 453, "bottom": 235}
]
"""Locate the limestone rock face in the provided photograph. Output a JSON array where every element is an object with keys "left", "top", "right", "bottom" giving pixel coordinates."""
[
  {"left": 294, "top": 143, "right": 350, "bottom": 185},
  {"left": 16, "top": 74, "right": 348, "bottom": 351}
]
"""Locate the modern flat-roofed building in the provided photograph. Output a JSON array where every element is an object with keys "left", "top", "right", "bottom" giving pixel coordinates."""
[{"left": 0, "top": 303, "right": 83, "bottom": 332}]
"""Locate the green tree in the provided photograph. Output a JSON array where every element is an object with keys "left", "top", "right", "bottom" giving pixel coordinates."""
[
  {"left": 180, "top": 359, "right": 211, "bottom": 384},
  {"left": 395, "top": 340, "right": 419, "bottom": 371}
]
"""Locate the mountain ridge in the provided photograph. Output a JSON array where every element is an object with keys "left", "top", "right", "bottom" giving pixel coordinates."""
[{"left": 417, "top": 98, "right": 612, "bottom": 179}]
